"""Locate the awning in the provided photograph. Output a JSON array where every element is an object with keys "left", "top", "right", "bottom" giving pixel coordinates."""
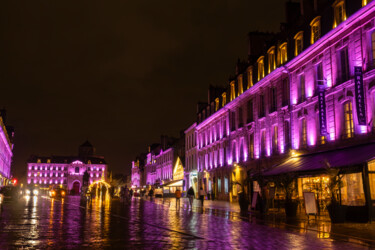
[
  {"left": 263, "top": 142, "right": 375, "bottom": 176},
  {"left": 162, "top": 179, "right": 183, "bottom": 187}
]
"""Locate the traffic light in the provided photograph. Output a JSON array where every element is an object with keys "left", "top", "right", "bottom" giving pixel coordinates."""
[{"left": 11, "top": 178, "right": 18, "bottom": 185}]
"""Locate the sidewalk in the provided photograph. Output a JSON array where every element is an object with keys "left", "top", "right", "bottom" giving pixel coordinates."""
[{"left": 147, "top": 197, "right": 375, "bottom": 248}]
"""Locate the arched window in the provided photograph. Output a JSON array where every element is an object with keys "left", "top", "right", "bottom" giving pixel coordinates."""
[{"left": 75, "top": 167, "right": 80, "bottom": 174}]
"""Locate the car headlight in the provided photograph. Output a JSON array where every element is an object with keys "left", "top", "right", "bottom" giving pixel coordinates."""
[
  {"left": 33, "top": 190, "right": 38, "bottom": 195},
  {"left": 26, "top": 189, "right": 30, "bottom": 194}
]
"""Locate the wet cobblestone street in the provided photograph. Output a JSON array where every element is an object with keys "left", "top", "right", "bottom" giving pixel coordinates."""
[{"left": 0, "top": 195, "right": 370, "bottom": 249}]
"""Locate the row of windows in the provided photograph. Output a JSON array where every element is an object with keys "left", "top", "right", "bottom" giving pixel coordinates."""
[
  {"left": 199, "top": 1, "right": 372, "bottom": 125},
  {"left": 199, "top": 100, "right": 358, "bottom": 170},
  {"left": 29, "top": 166, "right": 105, "bottom": 171}
]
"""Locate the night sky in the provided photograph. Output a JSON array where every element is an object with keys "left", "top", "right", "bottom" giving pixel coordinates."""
[{"left": 0, "top": 0, "right": 286, "bottom": 179}]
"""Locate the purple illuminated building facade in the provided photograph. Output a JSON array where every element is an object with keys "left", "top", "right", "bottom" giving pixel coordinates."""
[
  {"left": 185, "top": 1, "right": 375, "bottom": 203},
  {"left": 27, "top": 141, "right": 107, "bottom": 194},
  {"left": 0, "top": 111, "right": 14, "bottom": 187},
  {"left": 131, "top": 135, "right": 185, "bottom": 191}
]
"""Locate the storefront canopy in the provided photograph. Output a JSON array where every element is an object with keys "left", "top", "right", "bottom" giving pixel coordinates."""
[
  {"left": 263, "top": 142, "right": 375, "bottom": 176},
  {"left": 162, "top": 179, "right": 183, "bottom": 187}
]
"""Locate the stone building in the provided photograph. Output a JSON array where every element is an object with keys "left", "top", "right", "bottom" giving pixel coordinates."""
[
  {"left": 186, "top": 1, "right": 375, "bottom": 208},
  {"left": 27, "top": 141, "right": 107, "bottom": 194}
]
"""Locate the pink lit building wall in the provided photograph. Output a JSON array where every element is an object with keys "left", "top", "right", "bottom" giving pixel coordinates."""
[
  {"left": 189, "top": 1, "right": 375, "bottom": 201},
  {"left": 144, "top": 148, "right": 174, "bottom": 186},
  {"left": 0, "top": 117, "right": 13, "bottom": 186},
  {"left": 26, "top": 141, "right": 107, "bottom": 192}
]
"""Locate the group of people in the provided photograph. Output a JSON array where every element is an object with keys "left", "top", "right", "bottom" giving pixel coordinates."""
[{"left": 174, "top": 186, "right": 207, "bottom": 210}]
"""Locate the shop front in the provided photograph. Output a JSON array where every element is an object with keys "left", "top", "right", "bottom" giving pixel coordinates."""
[
  {"left": 162, "top": 157, "right": 185, "bottom": 197},
  {"left": 263, "top": 143, "right": 375, "bottom": 222}
]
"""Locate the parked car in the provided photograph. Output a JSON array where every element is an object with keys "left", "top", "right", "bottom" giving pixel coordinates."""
[
  {"left": 0, "top": 186, "right": 19, "bottom": 202},
  {"left": 49, "top": 187, "right": 66, "bottom": 198}
]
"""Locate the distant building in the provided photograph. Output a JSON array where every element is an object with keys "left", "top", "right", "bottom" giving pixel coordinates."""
[
  {"left": 27, "top": 141, "right": 107, "bottom": 194},
  {"left": 131, "top": 135, "right": 185, "bottom": 192},
  {"left": 184, "top": 123, "right": 198, "bottom": 194},
  {"left": 0, "top": 109, "right": 14, "bottom": 187}
]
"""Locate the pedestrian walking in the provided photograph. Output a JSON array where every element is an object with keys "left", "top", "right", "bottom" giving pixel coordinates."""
[
  {"left": 129, "top": 189, "right": 134, "bottom": 199},
  {"left": 175, "top": 188, "right": 182, "bottom": 209},
  {"left": 124, "top": 186, "right": 130, "bottom": 203},
  {"left": 187, "top": 186, "right": 195, "bottom": 209},
  {"left": 199, "top": 187, "right": 206, "bottom": 208},
  {"left": 148, "top": 188, "right": 154, "bottom": 200}
]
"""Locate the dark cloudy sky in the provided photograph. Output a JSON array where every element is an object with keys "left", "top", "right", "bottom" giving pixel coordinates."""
[{"left": 0, "top": 0, "right": 287, "bottom": 179}]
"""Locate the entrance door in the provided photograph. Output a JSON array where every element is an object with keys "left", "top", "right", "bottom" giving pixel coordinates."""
[{"left": 73, "top": 181, "right": 80, "bottom": 195}]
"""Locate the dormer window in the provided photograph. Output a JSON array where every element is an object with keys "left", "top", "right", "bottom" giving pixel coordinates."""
[
  {"left": 215, "top": 98, "right": 220, "bottom": 111},
  {"left": 247, "top": 67, "right": 253, "bottom": 89},
  {"left": 257, "top": 56, "right": 265, "bottom": 81},
  {"left": 237, "top": 75, "right": 243, "bottom": 96},
  {"left": 267, "top": 47, "right": 276, "bottom": 73},
  {"left": 279, "top": 42, "right": 287, "bottom": 64},
  {"left": 294, "top": 31, "right": 304, "bottom": 56},
  {"left": 333, "top": 0, "right": 346, "bottom": 28},
  {"left": 230, "top": 81, "right": 236, "bottom": 101},
  {"left": 310, "top": 17, "right": 321, "bottom": 44},
  {"left": 222, "top": 92, "right": 227, "bottom": 107}
]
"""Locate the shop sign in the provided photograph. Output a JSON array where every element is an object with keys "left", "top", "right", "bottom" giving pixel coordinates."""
[
  {"left": 354, "top": 67, "right": 366, "bottom": 125},
  {"left": 317, "top": 85, "right": 327, "bottom": 136}
]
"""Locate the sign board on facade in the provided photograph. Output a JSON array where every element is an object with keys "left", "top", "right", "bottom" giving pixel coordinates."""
[
  {"left": 318, "top": 85, "right": 327, "bottom": 136},
  {"left": 354, "top": 66, "right": 366, "bottom": 125}
]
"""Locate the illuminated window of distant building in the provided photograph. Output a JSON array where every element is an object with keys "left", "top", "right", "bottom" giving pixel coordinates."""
[
  {"left": 238, "top": 75, "right": 243, "bottom": 96},
  {"left": 310, "top": 17, "right": 321, "bottom": 44},
  {"left": 362, "top": 0, "right": 368, "bottom": 6},
  {"left": 279, "top": 42, "right": 287, "bottom": 64},
  {"left": 222, "top": 92, "right": 227, "bottom": 107},
  {"left": 294, "top": 31, "right": 304, "bottom": 56},
  {"left": 272, "top": 126, "right": 278, "bottom": 154},
  {"left": 215, "top": 98, "right": 220, "bottom": 111},
  {"left": 267, "top": 47, "right": 276, "bottom": 73},
  {"left": 257, "top": 56, "right": 265, "bottom": 81},
  {"left": 247, "top": 67, "right": 253, "bottom": 89},
  {"left": 230, "top": 81, "right": 236, "bottom": 101},
  {"left": 47, "top": 159, "right": 51, "bottom": 163},
  {"left": 333, "top": 0, "right": 346, "bottom": 28},
  {"left": 300, "top": 118, "right": 307, "bottom": 148},
  {"left": 344, "top": 101, "right": 354, "bottom": 138},
  {"left": 249, "top": 133, "right": 254, "bottom": 159},
  {"left": 37, "top": 159, "right": 41, "bottom": 163},
  {"left": 298, "top": 74, "right": 306, "bottom": 103}
]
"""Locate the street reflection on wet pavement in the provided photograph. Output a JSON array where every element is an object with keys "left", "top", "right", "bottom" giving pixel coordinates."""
[{"left": 0, "top": 195, "right": 368, "bottom": 249}]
